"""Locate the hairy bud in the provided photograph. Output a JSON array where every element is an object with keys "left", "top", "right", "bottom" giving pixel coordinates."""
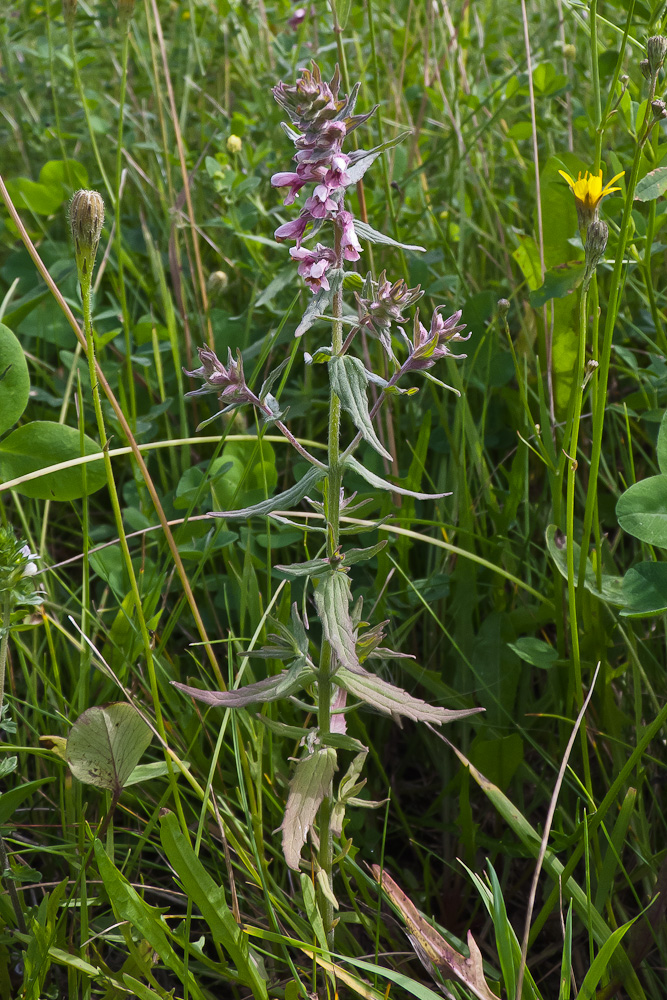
[
  {"left": 647, "top": 35, "right": 667, "bottom": 75},
  {"left": 69, "top": 190, "right": 105, "bottom": 286},
  {"left": 584, "top": 220, "right": 608, "bottom": 284},
  {"left": 497, "top": 298, "right": 510, "bottom": 318}
]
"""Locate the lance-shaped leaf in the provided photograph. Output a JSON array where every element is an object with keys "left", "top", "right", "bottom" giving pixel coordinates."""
[
  {"left": 274, "top": 556, "right": 331, "bottom": 579},
  {"left": 346, "top": 455, "right": 451, "bottom": 500},
  {"left": 343, "top": 540, "right": 387, "bottom": 566},
  {"left": 67, "top": 704, "right": 152, "bottom": 796},
  {"left": 353, "top": 220, "right": 425, "bottom": 253},
  {"left": 210, "top": 464, "right": 324, "bottom": 520},
  {"left": 330, "top": 355, "right": 392, "bottom": 460},
  {"left": 282, "top": 747, "right": 337, "bottom": 869},
  {"left": 346, "top": 132, "right": 411, "bottom": 185},
  {"left": 372, "top": 867, "right": 498, "bottom": 1000},
  {"left": 313, "top": 570, "right": 360, "bottom": 670},
  {"left": 172, "top": 660, "right": 315, "bottom": 709},
  {"left": 337, "top": 665, "right": 483, "bottom": 725}
]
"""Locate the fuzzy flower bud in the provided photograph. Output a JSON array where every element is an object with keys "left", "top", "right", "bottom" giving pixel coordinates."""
[
  {"left": 651, "top": 99, "right": 667, "bottom": 121},
  {"left": 584, "top": 220, "right": 608, "bottom": 283},
  {"left": 118, "top": 0, "right": 135, "bottom": 28},
  {"left": 207, "top": 270, "right": 229, "bottom": 298},
  {"left": 227, "top": 134, "right": 243, "bottom": 154},
  {"left": 563, "top": 43, "right": 576, "bottom": 61},
  {"left": 497, "top": 298, "right": 510, "bottom": 318},
  {"left": 647, "top": 35, "right": 667, "bottom": 76},
  {"left": 641, "top": 58, "right": 652, "bottom": 81},
  {"left": 69, "top": 190, "right": 105, "bottom": 286}
]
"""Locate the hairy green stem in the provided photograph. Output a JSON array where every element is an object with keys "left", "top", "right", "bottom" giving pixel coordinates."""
[
  {"left": 566, "top": 285, "right": 593, "bottom": 795},
  {"left": 317, "top": 224, "right": 346, "bottom": 952},
  {"left": 577, "top": 118, "right": 651, "bottom": 591}
]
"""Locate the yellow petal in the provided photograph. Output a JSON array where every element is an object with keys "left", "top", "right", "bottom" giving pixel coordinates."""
[{"left": 558, "top": 169, "right": 576, "bottom": 189}]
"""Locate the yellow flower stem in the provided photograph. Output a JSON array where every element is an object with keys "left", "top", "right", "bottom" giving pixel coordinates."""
[
  {"left": 578, "top": 138, "right": 646, "bottom": 594},
  {"left": 566, "top": 283, "right": 594, "bottom": 775}
]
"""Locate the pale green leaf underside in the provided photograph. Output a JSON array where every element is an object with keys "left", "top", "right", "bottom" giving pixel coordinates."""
[
  {"left": 330, "top": 355, "right": 392, "bottom": 460},
  {"left": 282, "top": 748, "right": 338, "bottom": 869},
  {"left": 346, "top": 455, "right": 451, "bottom": 500}
]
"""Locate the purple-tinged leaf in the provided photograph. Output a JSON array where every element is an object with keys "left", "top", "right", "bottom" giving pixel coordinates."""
[
  {"left": 172, "top": 661, "right": 315, "bottom": 708},
  {"left": 337, "top": 665, "right": 483, "bottom": 725},
  {"left": 313, "top": 571, "right": 360, "bottom": 670},
  {"left": 282, "top": 747, "right": 337, "bottom": 869}
]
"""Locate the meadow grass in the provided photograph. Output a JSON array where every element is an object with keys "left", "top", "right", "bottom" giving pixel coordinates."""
[{"left": 0, "top": 1, "right": 666, "bottom": 998}]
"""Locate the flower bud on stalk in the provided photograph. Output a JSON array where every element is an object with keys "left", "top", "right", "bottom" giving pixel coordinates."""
[
  {"left": 69, "top": 190, "right": 105, "bottom": 289},
  {"left": 647, "top": 35, "right": 667, "bottom": 76},
  {"left": 584, "top": 220, "right": 608, "bottom": 286},
  {"left": 118, "top": 0, "right": 136, "bottom": 30}
]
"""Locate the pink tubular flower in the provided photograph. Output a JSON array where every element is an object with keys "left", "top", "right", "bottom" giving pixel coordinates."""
[
  {"left": 290, "top": 244, "right": 336, "bottom": 292},
  {"left": 288, "top": 6, "right": 306, "bottom": 29},
  {"left": 304, "top": 184, "right": 338, "bottom": 219},
  {"left": 274, "top": 213, "right": 310, "bottom": 244},
  {"left": 338, "top": 210, "right": 361, "bottom": 261}
]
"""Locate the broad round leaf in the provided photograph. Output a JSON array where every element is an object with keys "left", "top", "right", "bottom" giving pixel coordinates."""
[
  {"left": 0, "top": 420, "right": 106, "bottom": 500},
  {"left": 67, "top": 704, "right": 152, "bottom": 794},
  {"left": 507, "top": 637, "right": 558, "bottom": 669},
  {"left": 620, "top": 562, "right": 667, "bottom": 618},
  {"left": 616, "top": 475, "right": 667, "bottom": 547},
  {"left": 0, "top": 323, "right": 30, "bottom": 435}
]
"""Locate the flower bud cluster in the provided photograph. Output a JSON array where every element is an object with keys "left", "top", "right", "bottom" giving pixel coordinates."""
[
  {"left": 355, "top": 271, "right": 423, "bottom": 357},
  {"left": 399, "top": 308, "right": 470, "bottom": 374},
  {"left": 271, "top": 63, "right": 375, "bottom": 275},
  {"left": 183, "top": 346, "right": 257, "bottom": 409}
]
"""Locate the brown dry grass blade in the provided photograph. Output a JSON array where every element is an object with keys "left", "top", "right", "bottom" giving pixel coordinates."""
[{"left": 371, "top": 866, "right": 499, "bottom": 1000}]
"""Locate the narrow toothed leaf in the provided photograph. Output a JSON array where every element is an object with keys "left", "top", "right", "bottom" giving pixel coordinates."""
[
  {"left": 353, "top": 220, "right": 425, "bottom": 252},
  {"left": 337, "top": 666, "right": 483, "bottom": 724},
  {"left": 210, "top": 464, "right": 324, "bottom": 519},
  {"left": 330, "top": 355, "right": 392, "bottom": 460},
  {"left": 346, "top": 455, "right": 451, "bottom": 500},
  {"left": 313, "top": 571, "right": 360, "bottom": 670},
  {"left": 172, "top": 660, "right": 315, "bottom": 708}
]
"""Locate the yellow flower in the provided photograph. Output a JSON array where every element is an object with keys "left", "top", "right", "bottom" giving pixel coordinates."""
[{"left": 558, "top": 168, "right": 624, "bottom": 234}]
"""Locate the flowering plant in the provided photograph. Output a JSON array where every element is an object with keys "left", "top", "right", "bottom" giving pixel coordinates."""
[{"left": 173, "top": 62, "right": 480, "bottom": 949}]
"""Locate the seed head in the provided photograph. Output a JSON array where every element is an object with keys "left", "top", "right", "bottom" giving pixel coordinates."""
[
  {"left": 207, "top": 270, "right": 229, "bottom": 298},
  {"left": 69, "top": 190, "right": 105, "bottom": 287}
]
